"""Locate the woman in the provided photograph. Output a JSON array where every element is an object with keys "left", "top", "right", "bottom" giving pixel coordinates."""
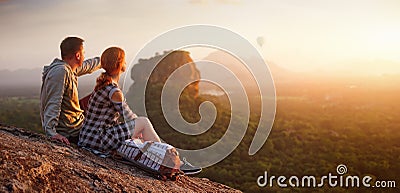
[{"left": 78, "top": 47, "right": 161, "bottom": 152}]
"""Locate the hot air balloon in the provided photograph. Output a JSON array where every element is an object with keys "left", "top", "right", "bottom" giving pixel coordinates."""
[{"left": 257, "top": 36, "right": 264, "bottom": 47}]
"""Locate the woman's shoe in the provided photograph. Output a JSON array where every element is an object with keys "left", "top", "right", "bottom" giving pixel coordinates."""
[{"left": 180, "top": 157, "right": 202, "bottom": 175}]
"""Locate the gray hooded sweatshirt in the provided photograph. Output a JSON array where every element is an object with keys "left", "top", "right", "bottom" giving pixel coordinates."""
[{"left": 40, "top": 58, "right": 101, "bottom": 137}]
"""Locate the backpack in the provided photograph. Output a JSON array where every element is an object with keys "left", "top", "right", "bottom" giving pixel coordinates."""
[{"left": 117, "top": 139, "right": 183, "bottom": 181}]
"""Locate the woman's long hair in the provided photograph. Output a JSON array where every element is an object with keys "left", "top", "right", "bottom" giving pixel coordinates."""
[{"left": 95, "top": 47, "right": 125, "bottom": 91}]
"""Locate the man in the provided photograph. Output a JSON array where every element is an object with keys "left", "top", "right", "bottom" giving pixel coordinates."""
[{"left": 40, "top": 36, "right": 101, "bottom": 145}]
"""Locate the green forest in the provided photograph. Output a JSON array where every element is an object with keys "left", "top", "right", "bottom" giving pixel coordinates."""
[{"left": 0, "top": 78, "right": 399, "bottom": 193}]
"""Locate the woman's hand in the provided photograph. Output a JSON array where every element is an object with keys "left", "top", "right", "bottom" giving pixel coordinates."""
[{"left": 51, "top": 134, "right": 70, "bottom": 145}]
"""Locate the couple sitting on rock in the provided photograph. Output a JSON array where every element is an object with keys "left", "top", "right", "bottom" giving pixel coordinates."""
[{"left": 40, "top": 36, "right": 199, "bottom": 174}]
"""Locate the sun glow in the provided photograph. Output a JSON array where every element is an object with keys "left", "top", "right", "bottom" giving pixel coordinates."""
[{"left": 364, "top": 27, "right": 400, "bottom": 61}]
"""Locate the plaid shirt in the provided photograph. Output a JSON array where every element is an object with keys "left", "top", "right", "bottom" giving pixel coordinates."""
[{"left": 78, "top": 83, "right": 137, "bottom": 152}]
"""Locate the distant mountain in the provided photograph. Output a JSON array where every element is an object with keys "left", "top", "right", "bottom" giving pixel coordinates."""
[
  {"left": 195, "top": 50, "right": 296, "bottom": 95},
  {"left": 0, "top": 68, "right": 101, "bottom": 97},
  {"left": 2, "top": 54, "right": 399, "bottom": 97},
  {"left": 0, "top": 68, "right": 42, "bottom": 87},
  {"left": 197, "top": 50, "right": 293, "bottom": 82}
]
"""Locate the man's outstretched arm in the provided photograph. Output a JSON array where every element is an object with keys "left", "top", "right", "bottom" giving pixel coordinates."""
[{"left": 76, "top": 57, "right": 101, "bottom": 76}]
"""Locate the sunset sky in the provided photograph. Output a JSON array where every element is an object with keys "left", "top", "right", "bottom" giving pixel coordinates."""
[{"left": 1, "top": 0, "right": 399, "bottom": 75}]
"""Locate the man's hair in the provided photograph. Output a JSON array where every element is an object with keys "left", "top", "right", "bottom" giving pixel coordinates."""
[{"left": 60, "top": 37, "right": 84, "bottom": 60}]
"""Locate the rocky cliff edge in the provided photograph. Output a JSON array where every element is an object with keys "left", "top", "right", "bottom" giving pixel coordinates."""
[{"left": 0, "top": 124, "right": 241, "bottom": 193}]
